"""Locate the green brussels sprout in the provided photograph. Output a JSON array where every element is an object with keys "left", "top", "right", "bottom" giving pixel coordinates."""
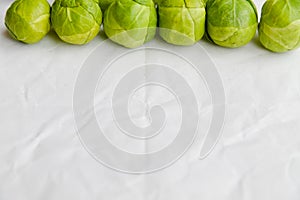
[
  {"left": 103, "top": 0, "right": 157, "bottom": 48},
  {"left": 157, "top": 0, "right": 206, "bottom": 46},
  {"left": 51, "top": 0, "right": 102, "bottom": 45},
  {"left": 259, "top": 0, "right": 300, "bottom": 52},
  {"left": 206, "top": 0, "right": 258, "bottom": 48},
  {"left": 4, "top": 0, "right": 51, "bottom": 44}
]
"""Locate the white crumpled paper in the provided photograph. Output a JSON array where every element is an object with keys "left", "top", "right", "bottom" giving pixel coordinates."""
[{"left": 1, "top": 0, "right": 300, "bottom": 199}]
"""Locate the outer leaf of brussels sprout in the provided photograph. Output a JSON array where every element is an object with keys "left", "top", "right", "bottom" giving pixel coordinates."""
[
  {"left": 159, "top": 7, "right": 206, "bottom": 45},
  {"left": 51, "top": 0, "right": 102, "bottom": 45},
  {"left": 157, "top": 0, "right": 206, "bottom": 46},
  {"left": 207, "top": 23, "right": 257, "bottom": 48},
  {"left": 259, "top": 0, "right": 300, "bottom": 52},
  {"left": 206, "top": 0, "right": 258, "bottom": 48},
  {"left": 99, "top": 0, "right": 115, "bottom": 11},
  {"left": 100, "top": 0, "right": 152, "bottom": 13},
  {"left": 156, "top": 0, "right": 204, "bottom": 8},
  {"left": 103, "top": 0, "right": 157, "bottom": 48},
  {"left": 5, "top": 0, "right": 50, "bottom": 44}
]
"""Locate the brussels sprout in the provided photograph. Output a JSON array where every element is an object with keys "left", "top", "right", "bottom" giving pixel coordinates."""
[
  {"left": 259, "top": 0, "right": 300, "bottom": 52},
  {"left": 103, "top": 0, "right": 157, "bottom": 48},
  {"left": 4, "top": 0, "right": 50, "bottom": 44},
  {"left": 51, "top": 0, "right": 102, "bottom": 45},
  {"left": 206, "top": 0, "right": 258, "bottom": 48},
  {"left": 157, "top": 0, "right": 206, "bottom": 46}
]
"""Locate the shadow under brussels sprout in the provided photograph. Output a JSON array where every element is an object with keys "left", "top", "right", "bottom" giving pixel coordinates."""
[
  {"left": 47, "top": 29, "right": 64, "bottom": 44},
  {"left": 99, "top": 28, "right": 109, "bottom": 40},
  {"left": 251, "top": 32, "right": 266, "bottom": 50},
  {"left": 2, "top": 30, "right": 13, "bottom": 41}
]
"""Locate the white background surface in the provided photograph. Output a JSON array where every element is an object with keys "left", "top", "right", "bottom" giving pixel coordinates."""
[{"left": 1, "top": 0, "right": 300, "bottom": 199}]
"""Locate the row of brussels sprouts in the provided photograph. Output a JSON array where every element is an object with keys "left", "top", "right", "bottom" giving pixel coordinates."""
[{"left": 4, "top": 0, "right": 300, "bottom": 52}]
